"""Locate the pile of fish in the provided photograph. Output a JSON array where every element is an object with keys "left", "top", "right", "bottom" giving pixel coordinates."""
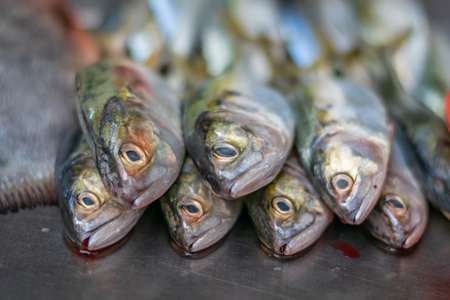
[{"left": 2, "top": 0, "right": 450, "bottom": 259}]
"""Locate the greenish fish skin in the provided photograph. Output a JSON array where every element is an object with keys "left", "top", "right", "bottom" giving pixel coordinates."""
[
  {"left": 160, "top": 157, "right": 243, "bottom": 254},
  {"left": 76, "top": 58, "right": 184, "bottom": 209},
  {"left": 55, "top": 132, "right": 145, "bottom": 251},
  {"left": 382, "top": 64, "right": 450, "bottom": 221},
  {"left": 294, "top": 78, "right": 392, "bottom": 225},
  {"left": 183, "top": 75, "right": 295, "bottom": 200},
  {"left": 365, "top": 128, "right": 428, "bottom": 250},
  {"left": 245, "top": 155, "right": 333, "bottom": 257}
]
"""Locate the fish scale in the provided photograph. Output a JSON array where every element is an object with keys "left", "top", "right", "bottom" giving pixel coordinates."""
[{"left": 0, "top": 0, "right": 97, "bottom": 213}]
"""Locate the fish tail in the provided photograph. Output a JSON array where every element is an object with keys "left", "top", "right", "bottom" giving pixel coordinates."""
[{"left": 0, "top": 176, "right": 58, "bottom": 214}]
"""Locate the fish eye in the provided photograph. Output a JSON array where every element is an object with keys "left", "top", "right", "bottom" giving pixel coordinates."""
[
  {"left": 213, "top": 143, "right": 239, "bottom": 159},
  {"left": 384, "top": 194, "right": 407, "bottom": 216},
  {"left": 181, "top": 199, "right": 204, "bottom": 219},
  {"left": 76, "top": 192, "right": 100, "bottom": 210},
  {"left": 271, "top": 196, "right": 295, "bottom": 216},
  {"left": 119, "top": 143, "right": 148, "bottom": 172},
  {"left": 331, "top": 173, "right": 353, "bottom": 193}
]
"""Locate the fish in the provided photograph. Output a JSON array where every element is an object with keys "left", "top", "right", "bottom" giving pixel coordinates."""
[
  {"left": 309, "top": 0, "right": 359, "bottom": 56},
  {"left": 294, "top": 78, "right": 392, "bottom": 225},
  {"left": 381, "top": 60, "right": 450, "bottom": 221},
  {"left": 365, "top": 127, "right": 428, "bottom": 250},
  {"left": 76, "top": 58, "right": 184, "bottom": 209},
  {"left": 0, "top": 0, "right": 98, "bottom": 213},
  {"left": 160, "top": 157, "right": 242, "bottom": 255},
  {"left": 55, "top": 131, "right": 145, "bottom": 251},
  {"left": 183, "top": 75, "right": 295, "bottom": 200},
  {"left": 353, "top": 0, "right": 429, "bottom": 94},
  {"left": 245, "top": 155, "right": 333, "bottom": 258}
]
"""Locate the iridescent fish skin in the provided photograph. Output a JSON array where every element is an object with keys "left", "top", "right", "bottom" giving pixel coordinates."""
[
  {"left": 365, "top": 129, "right": 428, "bottom": 250},
  {"left": 183, "top": 75, "right": 295, "bottom": 200},
  {"left": 55, "top": 132, "right": 145, "bottom": 251},
  {"left": 382, "top": 65, "right": 450, "bottom": 221},
  {"left": 160, "top": 157, "right": 242, "bottom": 254},
  {"left": 245, "top": 155, "right": 333, "bottom": 257},
  {"left": 294, "top": 78, "right": 392, "bottom": 225},
  {"left": 77, "top": 59, "right": 184, "bottom": 209}
]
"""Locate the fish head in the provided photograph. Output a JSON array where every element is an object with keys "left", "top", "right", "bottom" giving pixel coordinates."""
[
  {"left": 247, "top": 160, "right": 333, "bottom": 256},
  {"left": 366, "top": 173, "right": 428, "bottom": 249},
  {"left": 190, "top": 107, "right": 288, "bottom": 200},
  {"left": 161, "top": 159, "right": 242, "bottom": 253},
  {"left": 91, "top": 89, "right": 180, "bottom": 209},
  {"left": 312, "top": 130, "right": 389, "bottom": 224},
  {"left": 58, "top": 154, "right": 142, "bottom": 251}
]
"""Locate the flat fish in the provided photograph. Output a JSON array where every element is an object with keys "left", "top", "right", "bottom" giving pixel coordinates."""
[{"left": 0, "top": 0, "right": 98, "bottom": 213}]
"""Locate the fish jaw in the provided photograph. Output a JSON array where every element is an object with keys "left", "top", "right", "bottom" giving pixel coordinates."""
[
  {"left": 68, "top": 202, "right": 142, "bottom": 251},
  {"left": 187, "top": 217, "right": 239, "bottom": 252},
  {"left": 83, "top": 208, "right": 143, "bottom": 251}
]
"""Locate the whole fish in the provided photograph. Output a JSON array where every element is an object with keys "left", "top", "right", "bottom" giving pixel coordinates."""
[
  {"left": 294, "top": 78, "right": 392, "bottom": 225},
  {"left": 183, "top": 75, "right": 295, "bottom": 200},
  {"left": 76, "top": 59, "right": 184, "bottom": 209},
  {"left": 55, "top": 132, "right": 145, "bottom": 251},
  {"left": 245, "top": 155, "right": 333, "bottom": 258},
  {"left": 0, "top": 0, "right": 97, "bottom": 213},
  {"left": 381, "top": 62, "right": 450, "bottom": 220},
  {"left": 160, "top": 157, "right": 242, "bottom": 255},
  {"left": 365, "top": 128, "right": 428, "bottom": 250}
]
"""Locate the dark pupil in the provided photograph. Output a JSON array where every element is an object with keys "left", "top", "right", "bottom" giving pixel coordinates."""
[
  {"left": 186, "top": 205, "right": 199, "bottom": 214},
  {"left": 82, "top": 197, "right": 95, "bottom": 206},
  {"left": 215, "top": 147, "right": 236, "bottom": 157},
  {"left": 334, "top": 69, "right": 343, "bottom": 77},
  {"left": 388, "top": 199, "right": 404, "bottom": 209},
  {"left": 336, "top": 179, "right": 349, "bottom": 189},
  {"left": 276, "top": 201, "right": 290, "bottom": 212},
  {"left": 126, "top": 150, "right": 141, "bottom": 161}
]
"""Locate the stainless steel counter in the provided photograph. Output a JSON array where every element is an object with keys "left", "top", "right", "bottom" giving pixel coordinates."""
[{"left": 1, "top": 203, "right": 450, "bottom": 300}]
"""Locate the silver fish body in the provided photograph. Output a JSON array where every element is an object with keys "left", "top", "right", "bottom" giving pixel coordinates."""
[
  {"left": 365, "top": 128, "right": 428, "bottom": 250},
  {"left": 382, "top": 66, "right": 450, "bottom": 221},
  {"left": 55, "top": 132, "right": 145, "bottom": 251},
  {"left": 160, "top": 157, "right": 242, "bottom": 254},
  {"left": 294, "top": 78, "right": 392, "bottom": 224},
  {"left": 0, "top": 0, "right": 97, "bottom": 213},
  {"left": 77, "top": 59, "right": 184, "bottom": 209},
  {"left": 183, "top": 75, "right": 295, "bottom": 200},
  {"left": 245, "top": 155, "right": 333, "bottom": 257}
]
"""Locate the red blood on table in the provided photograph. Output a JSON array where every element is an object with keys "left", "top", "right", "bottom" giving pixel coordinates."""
[{"left": 332, "top": 241, "right": 360, "bottom": 259}]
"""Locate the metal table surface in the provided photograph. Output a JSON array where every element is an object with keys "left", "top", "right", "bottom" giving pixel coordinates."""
[
  {"left": 2, "top": 204, "right": 450, "bottom": 300},
  {"left": 3, "top": 1, "right": 450, "bottom": 299}
]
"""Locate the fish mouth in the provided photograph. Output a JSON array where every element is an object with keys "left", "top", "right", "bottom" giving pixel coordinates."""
[
  {"left": 338, "top": 172, "right": 385, "bottom": 225},
  {"left": 276, "top": 212, "right": 332, "bottom": 257},
  {"left": 227, "top": 153, "right": 285, "bottom": 199},
  {"left": 76, "top": 208, "right": 143, "bottom": 251}
]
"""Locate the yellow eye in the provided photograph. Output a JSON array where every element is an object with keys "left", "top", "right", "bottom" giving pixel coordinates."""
[
  {"left": 331, "top": 173, "right": 354, "bottom": 193},
  {"left": 76, "top": 191, "right": 100, "bottom": 210},
  {"left": 384, "top": 194, "right": 407, "bottom": 216},
  {"left": 212, "top": 143, "right": 239, "bottom": 160},
  {"left": 271, "top": 196, "right": 295, "bottom": 216},
  {"left": 119, "top": 143, "right": 148, "bottom": 173},
  {"left": 181, "top": 198, "right": 204, "bottom": 219}
]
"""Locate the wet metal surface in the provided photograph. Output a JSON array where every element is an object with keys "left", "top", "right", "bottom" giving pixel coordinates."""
[{"left": 1, "top": 203, "right": 450, "bottom": 300}]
